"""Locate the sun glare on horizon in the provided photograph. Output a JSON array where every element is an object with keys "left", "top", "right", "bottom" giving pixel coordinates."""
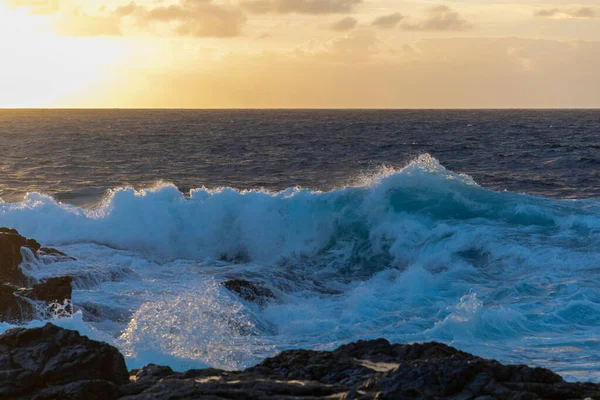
[
  {"left": 0, "top": 3, "right": 130, "bottom": 108},
  {"left": 0, "top": 0, "right": 599, "bottom": 108},
  {"left": 1, "top": 1, "right": 600, "bottom": 395}
]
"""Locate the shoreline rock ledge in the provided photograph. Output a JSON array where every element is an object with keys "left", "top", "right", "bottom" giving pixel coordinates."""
[
  {"left": 0, "top": 228, "right": 73, "bottom": 324},
  {"left": 0, "top": 324, "right": 598, "bottom": 400}
]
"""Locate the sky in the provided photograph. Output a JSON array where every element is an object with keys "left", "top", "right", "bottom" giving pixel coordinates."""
[{"left": 0, "top": 0, "right": 599, "bottom": 108}]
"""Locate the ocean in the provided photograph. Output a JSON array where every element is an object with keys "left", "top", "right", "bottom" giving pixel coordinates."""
[{"left": 0, "top": 109, "right": 599, "bottom": 381}]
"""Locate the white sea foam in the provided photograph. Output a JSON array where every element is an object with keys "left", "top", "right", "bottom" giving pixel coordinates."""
[{"left": 0, "top": 154, "right": 598, "bottom": 381}]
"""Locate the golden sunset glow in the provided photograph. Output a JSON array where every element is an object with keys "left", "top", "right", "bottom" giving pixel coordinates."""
[
  {"left": 0, "top": 3, "right": 131, "bottom": 107},
  {"left": 1, "top": 0, "right": 600, "bottom": 108}
]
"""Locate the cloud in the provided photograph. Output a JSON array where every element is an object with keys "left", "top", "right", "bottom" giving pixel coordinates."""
[
  {"left": 4, "top": 0, "right": 59, "bottom": 15},
  {"left": 114, "top": 0, "right": 247, "bottom": 38},
  {"left": 241, "top": 0, "right": 362, "bottom": 14},
  {"left": 371, "top": 12, "right": 403, "bottom": 29},
  {"left": 102, "top": 37, "right": 600, "bottom": 109},
  {"left": 317, "top": 29, "right": 379, "bottom": 62},
  {"left": 4, "top": 0, "right": 245, "bottom": 38},
  {"left": 114, "top": 2, "right": 138, "bottom": 17},
  {"left": 53, "top": 9, "right": 122, "bottom": 36},
  {"left": 329, "top": 16, "right": 358, "bottom": 31},
  {"left": 534, "top": 7, "right": 597, "bottom": 19},
  {"left": 401, "top": 5, "right": 471, "bottom": 31},
  {"left": 5, "top": 2, "right": 122, "bottom": 36}
]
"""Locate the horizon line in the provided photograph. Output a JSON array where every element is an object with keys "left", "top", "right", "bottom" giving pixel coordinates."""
[{"left": 1, "top": 107, "right": 600, "bottom": 111}]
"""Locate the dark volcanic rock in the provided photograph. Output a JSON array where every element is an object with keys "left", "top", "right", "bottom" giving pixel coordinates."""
[
  {"left": 0, "top": 228, "right": 74, "bottom": 323},
  {"left": 23, "top": 276, "right": 74, "bottom": 318},
  {"left": 0, "top": 283, "right": 35, "bottom": 323},
  {"left": 77, "top": 301, "right": 132, "bottom": 323},
  {"left": 0, "top": 323, "right": 129, "bottom": 399},
  {"left": 0, "top": 324, "right": 599, "bottom": 400},
  {"left": 26, "top": 276, "right": 73, "bottom": 303},
  {"left": 218, "top": 250, "right": 251, "bottom": 264},
  {"left": 38, "top": 247, "right": 72, "bottom": 259},
  {"left": 0, "top": 228, "right": 31, "bottom": 286},
  {"left": 0, "top": 228, "right": 67, "bottom": 287},
  {"left": 2, "top": 277, "right": 74, "bottom": 323},
  {"left": 2, "top": 323, "right": 600, "bottom": 399},
  {"left": 222, "top": 279, "right": 276, "bottom": 306},
  {"left": 119, "top": 339, "right": 600, "bottom": 400},
  {"left": 27, "top": 380, "right": 120, "bottom": 400}
]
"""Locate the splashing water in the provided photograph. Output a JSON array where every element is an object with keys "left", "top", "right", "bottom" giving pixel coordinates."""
[{"left": 0, "top": 154, "right": 598, "bottom": 381}]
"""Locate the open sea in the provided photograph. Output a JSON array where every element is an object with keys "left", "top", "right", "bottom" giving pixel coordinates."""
[{"left": 0, "top": 109, "right": 599, "bottom": 381}]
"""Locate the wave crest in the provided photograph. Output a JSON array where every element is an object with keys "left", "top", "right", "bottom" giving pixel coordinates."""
[{"left": 0, "top": 155, "right": 597, "bottom": 278}]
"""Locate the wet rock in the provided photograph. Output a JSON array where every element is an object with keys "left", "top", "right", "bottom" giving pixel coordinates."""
[
  {"left": 37, "top": 247, "right": 77, "bottom": 263},
  {"left": 0, "top": 228, "right": 74, "bottom": 323},
  {"left": 77, "top": 301, "right": 132, "bottom": 323},
  {"left": 222, "top": 279, "right": 276, "bottom": 306},
  {"left": 119, "top": 339, "right": 600, "bottom": 399},
  {"left": 0, "top": 323, "right": 129, "bottom": 399},
  {"left": 2, "top": 325, "right": 600, "bottom": 399},
  {"left": 26, "top": 380, "right": 120, "bottom": 400},
  {"left": 0, "top": 228, "right": 31, "bottom": 286},
  {"left": 0, "top": 229, "right": 74, "bottom": 283},
  {"left": 0, "top": 277, "right": 73, "bottom": 323},
  {"left": 218, "top": 250, "right": 251, "bottom": 264},
  {"left": 0, "top": 283, "right": 35, "bottom": 323},
  {"left": 23, "top": 276, "right": 74, "bottom": 318},
  {"left": 27, "top": 276, "right": 73, "bottom": 303},
  {"left": 39, "top": 247, "right": 71, "bottom": 258},
  {"left": 24, "top": 238, "right": 41, "bottom": 252}
]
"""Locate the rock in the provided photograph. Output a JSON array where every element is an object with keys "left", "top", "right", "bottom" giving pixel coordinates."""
[
  {"left": 0, "top": 229, "right": 74, "bottom": 286},
  {"left": 39, "top": 247, "right": 71, "bottom": 258},
  {"left": 0, "top": 277, "right": 73, "bottom": 323},
  {"left": 38, "top": 246, "right": 77, "bottom": 262},
  {"left": 0, "top": 228, "right": 74, "bottom": 323},
  {"left": 0, "top": 283, "right": 35, "bottom": 323},
  {"left": 1, "top": 324, "right": 599, "bottom": 399},
  {"left": 0, "top": 323, "right": 129, "bottom": 399},
  {"left": 120, "top": 339, "right": 600, "bottom": 399},
  {"left": 222, "top": 279, "right": 276, "bottom": 306},
  {"left": 27, "top": 276, "right": 73, "bottom": 303},
  {"left": 27, "top": 380, "right": 120, "bottom": 400},
  {"left": 77, "top": 301, "right": 132, "bottom": 323},
  {"left": 133, "top": 364, "right": 175, "bottom": 382},
  {"left": 24, "top": 238, "right": 41, "bottom": 252},
  {"left": 24, "top": 276, "right": 74, "bottom": 318},
  {"left": 0, "top": 228, "right": 31, "bottom": 286},
  {"left": 218, "top": 250, "right": 251, "bottom": 264}
]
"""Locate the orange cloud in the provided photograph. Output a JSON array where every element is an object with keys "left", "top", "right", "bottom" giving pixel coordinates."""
[
  {"left": 4, "top": 0, "right": 59, "bottom": 15},
  {"left": 329, "top": 16, "right": 358, "bottom": 31},
  {"left": 114, "top": 1, "right": 246, "bottom": 37},
  {"left": 401, "top": 5, "right": 471, "bottom": 31},
  {"left": 241, "top": 0, "right": 361, "bottom": 14},
  {"left": 535, "top": 7, "right": 597, "bottom": 19},
  {"left": 372, "top": 12, "right": 403, "bottom": 29}
]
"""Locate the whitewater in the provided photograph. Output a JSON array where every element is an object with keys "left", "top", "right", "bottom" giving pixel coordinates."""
[{"left": 0, "top": 154, "right": 598, "bottom": 382}]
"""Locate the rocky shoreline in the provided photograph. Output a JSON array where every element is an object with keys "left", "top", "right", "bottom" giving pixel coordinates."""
[
  {"left": 1, "top": 228, "right": 599, "bottom": 399},
  {"left": 0, "top": 323, "right": 598, "bottom": 399},
  {"left": 0, "top": 228, "right": 73, "bottom": 324}
]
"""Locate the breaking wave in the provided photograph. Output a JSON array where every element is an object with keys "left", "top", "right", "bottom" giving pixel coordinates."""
[{"left": 1, "top": 154, "right": 599, "bottom": 381}]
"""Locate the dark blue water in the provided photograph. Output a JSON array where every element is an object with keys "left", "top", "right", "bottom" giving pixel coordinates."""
[{"left": 1, "top": 109, "right": 599, "bottom": 204}]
